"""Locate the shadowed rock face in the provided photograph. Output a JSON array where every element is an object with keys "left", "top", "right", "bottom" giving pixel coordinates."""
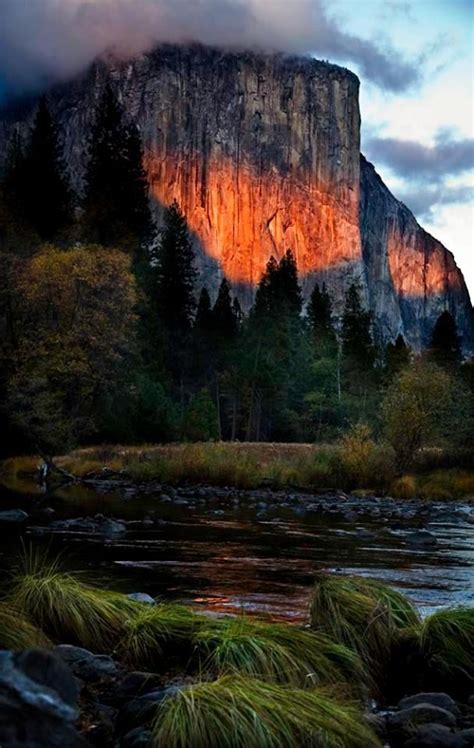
[{"left": 1, "top": 44, "right": 472, "bottom": 348}]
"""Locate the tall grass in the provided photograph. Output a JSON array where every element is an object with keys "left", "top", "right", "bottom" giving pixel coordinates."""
[
  {"left": 151, "top": 676, "right": 381, "bottom": 748},
  {"left": 118, "top": 604, "right": 202, "bottom": 667},
  {"left": 418, "top": 607, "right": 474, "bottom": 684},
  {"left": 309, "top": 574, "right": 420, "bottom": 680},
  {"left": 8, "top": 552, "right": 139, "bottom": 651},
  {"left": 0, "top": 602, "right": 51, "bottom": 650},
  {"left": 195, "top": 616, "right": 370, "bottom": 691}
]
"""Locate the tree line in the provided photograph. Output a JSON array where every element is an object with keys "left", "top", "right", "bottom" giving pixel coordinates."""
[{"left": 0, "top": 87, "right": 472, "bottom": 458}]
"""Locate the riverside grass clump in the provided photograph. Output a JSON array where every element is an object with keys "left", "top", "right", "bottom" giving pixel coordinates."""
[
  {"left": 417, "top": 607, "right": 474, "bottom": 687},
  {"left": 7, "top": 553, "right": 139, "bottom": 652},
  {"left": 118, "top": 603, "right": 204, "bottom": 667},
  {"left": 195, "top": 616, "right": 370, "bottom": 692},
  {"left": 151, "top": 676, "right": 381, "bottom": 748},
  {"left": 309, "top": 574, "right": 420, "bottom": 680},
  {"left": 0, "top": 601, "right": 51, "bottom": 650}
]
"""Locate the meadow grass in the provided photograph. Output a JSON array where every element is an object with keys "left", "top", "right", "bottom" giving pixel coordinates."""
[
  {"left": 195, "top": 616, "right": 370, "bottom": 691},
  {"left": 0, "top": 601, "right": 51, "bottom": 650},
  {"left": 151, "top": 676, "right": 381, "bottom": 748},
  {"left": 7, "top": 552, "right": 139, "bottom": 652},
  {"left": 309, "top": 574, "right": 420, "bottom": 681}
]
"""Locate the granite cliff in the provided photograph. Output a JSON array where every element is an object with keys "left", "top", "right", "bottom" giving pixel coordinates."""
[{"left": 1, "top": 44, "right": 472, "bottom": 349}]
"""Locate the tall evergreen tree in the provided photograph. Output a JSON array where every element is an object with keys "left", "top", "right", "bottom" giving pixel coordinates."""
[
  {"left": 429, "top": 310, "right": 462, "bottom": 366},
  {"left": 4, "top": 98, "right": 73, "bottom": 239},
  {"left": 384, "top": 334, "right": 410, "bottom": 379},
  {"left": 341, "top": 282, "right": 375, "bottom": 369},
  {"left": 307, "top": 281, "right": 337, "bottom": 349},
  {"left": 83, "top": 84, "right": 153, "bottom": 255},
  {"left": 213, "top": 278, "right": 238, "bottom": 339},
  {"left": 155, "top": 200, "right": 197, "bottom": 335},
  {"left": 195, "top": 287, "right": 214, "bottom": 333}
]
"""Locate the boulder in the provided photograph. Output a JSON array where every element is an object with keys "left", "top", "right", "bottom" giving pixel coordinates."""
[
  {"left": 55, "top": 645, "right": 119, "bottom": 681},
  {"left": 0, "top": 649, "right": 86, "bottom": 747},
  {"left": 116, "top": 687, "right": 180, "bottom": 734},
  {"left": 388, "top": 704, "right": 457, "bottom": 733},
  {"left": 403, "top": 723, "right": 463, "bottom": 747},
  {"left": 405, "top": 529, "right": 438, "bottom": 546},
  {"left": 458, "top": 728, "right": 474, "bottom": 746},
  {"left": 121, "top": 727, "right": 153, "bottom": 747},
  {"left": 398, "top": 693, "right": 461, "bottom": 719},
  {"left": 115, "top": 672, "right": 163, "bottom": 701}
]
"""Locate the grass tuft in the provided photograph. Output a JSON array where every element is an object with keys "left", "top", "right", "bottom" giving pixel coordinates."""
[
  {"left": 8, "top": 552, "right": 139, "bottom": 651},
  {"left": 118, "top": 603, "right": 202, "bottom": 667},
  {"left": 418, "top": 607, "right": 474, "bottom": 684},
  {"left": 309, "top": 574, "right": 420, "bottom": 681},
  {"left": 151, "top": 676, "right": 381, "bottom": 748},
  {"left": 0, "top": 601, "right": 51, "bottom": 650},
  {"left": 195, "top": 616, "right": 370, "bottom": 691}
]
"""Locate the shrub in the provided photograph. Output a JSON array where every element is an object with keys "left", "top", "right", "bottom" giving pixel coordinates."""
[
  {"left": 390, "top": 475, "right": 417, "bottom": 499},
  {"left": 309, "top": 574, "right": 420, "bottom": 682},
  {"left": 337, "top": 424, "right": 396, "bottom": 490},
  {"left": 418, "top": 607, "right": 474, "bottom": 688},
  {"left": 151, "top": 676, "right": 381, "bottom": 748}
]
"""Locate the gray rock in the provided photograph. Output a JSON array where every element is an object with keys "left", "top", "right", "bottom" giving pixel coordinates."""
[
  {"left": 405, "top": 529, "right": 438, "bottom": 546},
  {"left": 403, "top": 723, "right": 463, "bottom": 747},
  {"left": 54, "top": 644, "right": 119, "bottom": 681},
  {"left": 458, "top": 728, "right": 474, "bottom": 746},
  {"left": 121, "top": 727, "right": 153, "bottom": 747},
  {"left": 388, "top": 704, "right": 457, "bottom": 732},
  {"left": 116, "top": 671, "right": 163, "bottom": 701},
  {"left": 127, "top": 593, "right": 156, "bottom": 605},
  {"left": 0, "top": 649, "right": 85, "bottom": 747},
  {"left": 398, "top": 693, "right": 461, "bottom": 719},
  {"left": 0, "top": 509, "right": 29, "bottom": 523}
]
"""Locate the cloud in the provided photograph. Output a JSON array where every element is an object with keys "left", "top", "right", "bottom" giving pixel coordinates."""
[
  {"left": 396, "top": 184, "right": 474, "bottom": 222},
  {"left": 364, "top": 131, "right": 474, "bottom": 180},
  {"left": 0, "top": 0, "right": 420, "bottom": 97}
]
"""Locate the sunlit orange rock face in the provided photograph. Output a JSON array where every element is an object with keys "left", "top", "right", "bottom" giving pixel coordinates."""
[{"left": 2, "top": 44, "right": 472, "bottom": 347}]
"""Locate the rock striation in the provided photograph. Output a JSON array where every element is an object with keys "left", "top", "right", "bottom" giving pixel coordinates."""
[{"left": 1, "top": 44, "right": 472, "bottom": 348}]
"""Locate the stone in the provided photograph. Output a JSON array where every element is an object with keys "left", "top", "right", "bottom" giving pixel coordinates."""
[
  {"left": 127, "top": 593, "right": 156, "bottom": 605},
  {"left": 403, "top": 724, "right": 463, "bottom": 748},
  {"left": 388, "top": 705, "right": 457, "bottom": 733},
  {"left": 117, "top": 687, "right": 180, "bottom": 734},
  {"left": 405, "top": 529, "right": 438, "bottom": 546},
  {"left": 54, "top": 644, "right": 119, "bottom": 681},
  {"left": 121, "top": 727, "right": 154, "bottom": 747},
  {"left": 0, "top": 649, "right": 86, "bottom": 747},
  {"left": 398, "top": 693, "right": 461, "bottom": 719},
  {"left": 458, "top": 728, "right": 474, "bottom": 746},
  {"left": 116, "top": 672, "right": 163, "bottom": 701},
  {"left": 0, "top": 509, "right": 28, "bottom": 523}
]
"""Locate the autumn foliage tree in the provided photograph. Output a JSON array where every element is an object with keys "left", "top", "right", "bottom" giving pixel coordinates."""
[{"left": 7, "top": 246, "right": 137, "bottom": 454}]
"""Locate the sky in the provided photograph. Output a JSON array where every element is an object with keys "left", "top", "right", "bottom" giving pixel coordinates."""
[{"left": 0, "top": 0, "right": 473, "bottom": 297}]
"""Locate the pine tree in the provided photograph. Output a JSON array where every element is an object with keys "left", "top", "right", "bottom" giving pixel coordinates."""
[
  {"left": 307, "top": 281, "right": 337, "bottom": 349},
  {"left": 83, "top": 84, "right": 153, "bottom": 254},
  {"left": 5, "top": 98, "right": 73, "bottom": 239},
  {"left": 213, "top": 278, "right": 238, "bottom": 339},
  {"left": 195, "top": 288, "right": 214, "bottom": 333},
  {"left": 155, "top": 200, "right": 197, "bottom": 335},
  {"left": 429, "top": 310, "right": 462, "bottom": 366},
  {"left": 385, "top": 334, "right": 410, "bottom": 379},
  {"left": 341, "top": 282, "right": 375, "bottom": 369}
]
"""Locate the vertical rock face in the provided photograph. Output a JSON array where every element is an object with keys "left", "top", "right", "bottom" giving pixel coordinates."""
[
  {"left": 360, "top": 156, "right": 474, "bottom": 349},
  {"left": 0, "top": 43, "right": 472, "bottom": 348}
]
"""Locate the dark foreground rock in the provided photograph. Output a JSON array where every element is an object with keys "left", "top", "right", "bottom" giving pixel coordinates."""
[
  {"left": 0, "top": 648, "right": 87, "bottom": 747},
  {"left": 0, "top": 509, "right": 29, "bottom": 524},
  {"left": 55, "top": 645, "right": 119, "bottom": 681}
]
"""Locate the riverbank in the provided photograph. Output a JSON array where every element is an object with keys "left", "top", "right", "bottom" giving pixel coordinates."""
[{"left": 2, "top": 441, "right": 474, "bottom": 500}]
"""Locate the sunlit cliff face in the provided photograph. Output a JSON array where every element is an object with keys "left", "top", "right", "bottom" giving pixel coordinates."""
[{"left": 146, "top": 150, "right": 361, "bottom": 287}]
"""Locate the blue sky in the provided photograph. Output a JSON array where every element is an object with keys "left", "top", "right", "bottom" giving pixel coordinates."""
[{"left": 0, "top": 0, "right": 472, "bottom": 296}]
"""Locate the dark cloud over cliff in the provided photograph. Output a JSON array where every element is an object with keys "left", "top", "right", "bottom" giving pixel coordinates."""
[
  {"left": 0, "top": 0, "right": 420, "bottom": 97},
  {"left": 365, "top": 132, "right": 474, "bottom": 180}
]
